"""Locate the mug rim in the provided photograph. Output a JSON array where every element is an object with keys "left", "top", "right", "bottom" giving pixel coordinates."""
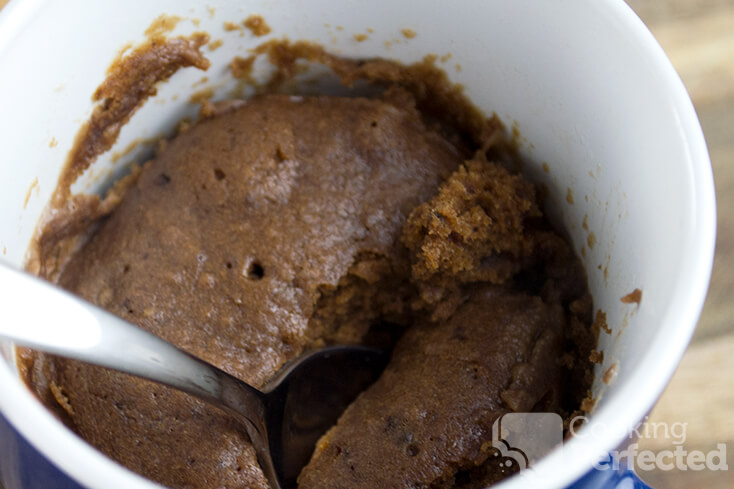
[
  {"left": 0, "top": 0, "right": 716, "bottom": 488},
  {"left": 495, "top": 0, "right": 716, "bottom": 487}
]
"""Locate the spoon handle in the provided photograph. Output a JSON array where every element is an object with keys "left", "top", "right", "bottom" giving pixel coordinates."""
[
  {"left": 0, "top": 262, "right": 280, "bottom": 488},
  {"left": 0, "top": 262, "right": 266, "bottom": 416}
]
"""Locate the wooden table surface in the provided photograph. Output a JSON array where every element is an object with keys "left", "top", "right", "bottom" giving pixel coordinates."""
[
  {"left": 0, "top": 0, "right": 731, "bottom": 488},
  {"left": 625, "top": 1, "right": 734, "bottom": 487}
]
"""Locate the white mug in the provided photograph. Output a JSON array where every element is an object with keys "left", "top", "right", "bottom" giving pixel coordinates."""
[{"left": 0, "top": 1, "right": 715, "bottom": 488}]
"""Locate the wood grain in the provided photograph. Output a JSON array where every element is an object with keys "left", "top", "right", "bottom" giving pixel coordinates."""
[
  {"left": 626, "top": 0, "right": 734, "bottom": 487},
  {"left": 652, "top": 8, "right": 734, "bottom": 106}
]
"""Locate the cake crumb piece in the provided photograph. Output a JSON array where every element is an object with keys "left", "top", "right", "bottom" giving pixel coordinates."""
[
  {"left": 402, "top": 159, "right": 539, "bottom": 282},
  {"left": 243, "top": 15, "right": 271, "bottom": 36},
  {"left": 621, "top": 288, "right": 642, "bottom": 305}
]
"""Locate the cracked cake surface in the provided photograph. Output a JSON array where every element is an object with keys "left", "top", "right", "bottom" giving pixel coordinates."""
[{"left": 24, "top": 83, "right": 595, "bottom": 488}]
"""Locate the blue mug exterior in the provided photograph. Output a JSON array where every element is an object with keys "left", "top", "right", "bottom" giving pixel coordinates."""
[
  {"left": 1, "top": 412, "right": 652, "bottom": 489},
  {"left": 0, "top": 414, "right": 80, "bottom": 489}
]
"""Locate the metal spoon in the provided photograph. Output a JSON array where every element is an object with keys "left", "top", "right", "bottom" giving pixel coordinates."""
[{"left": 0, "top": 263, "right": 388, "bottom": 489}]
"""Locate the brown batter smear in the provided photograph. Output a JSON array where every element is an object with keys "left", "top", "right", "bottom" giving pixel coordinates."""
[
  {"left": 188, "top": 86, "right": 215, "bottom": 104},
  {"left": 208, "top": 38, "right": 223, "bottom": 50},
  {"left": 621, "top": 288, "right": 642, "bottom": 305},
  {"left": 579, "top": 397, "right": 597, "bottom": 413},
  {"left": 220, "top": 39, "right": 511, "bottom": 162},
  {"left": 589, "top": 349, "right": 604, "bottom": 364},
  {"left": 223, "top": 21, "right": 242, "bottom": 32},
  {"left": 22, "top": 37, "right": 598, "bottom": 489},
  {"left": 230, "top": 55, "right": 256, "bottom": 82},
  {"left": 110, "top": 137, "right": 160, "bottom": 164},
  {"left": 401, "top": 28, "right": 417, "bottom": 39},
  {"left": 143, "top": 14, "right": 182, "bottom": 38},
  {"left": 243, "top": 14, "right": 271, "bottom": 36},
  {"left": 54, "top": 31, "right": 209, "bottom": 197},
  {"left": 188, "top": 87, "right": 217, "bottom": 116},
  {"left": 27, "top": 33, "right": 210, "bottom": 280},
  {"left": 587, "top": 231, "right": 597, "bottom": 249},
  {"left": 591, "top": 309, "right": 612, "bottom": 335},
  {"left": 191, "top": 75, "right": 209, "bottom": 88},
  {"left": 603, "top": 363, "right": 618, "bottom": 385},
  {"left": 244, "top": 40, "right": 505, "bottom": 150},
  {"left": 23, "top": 178, "right": 39, "bottom": 209}
]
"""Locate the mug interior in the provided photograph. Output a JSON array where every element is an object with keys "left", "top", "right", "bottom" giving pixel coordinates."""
[{"left": 0, "top": 0, "right": 715, "bottom": 488}]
